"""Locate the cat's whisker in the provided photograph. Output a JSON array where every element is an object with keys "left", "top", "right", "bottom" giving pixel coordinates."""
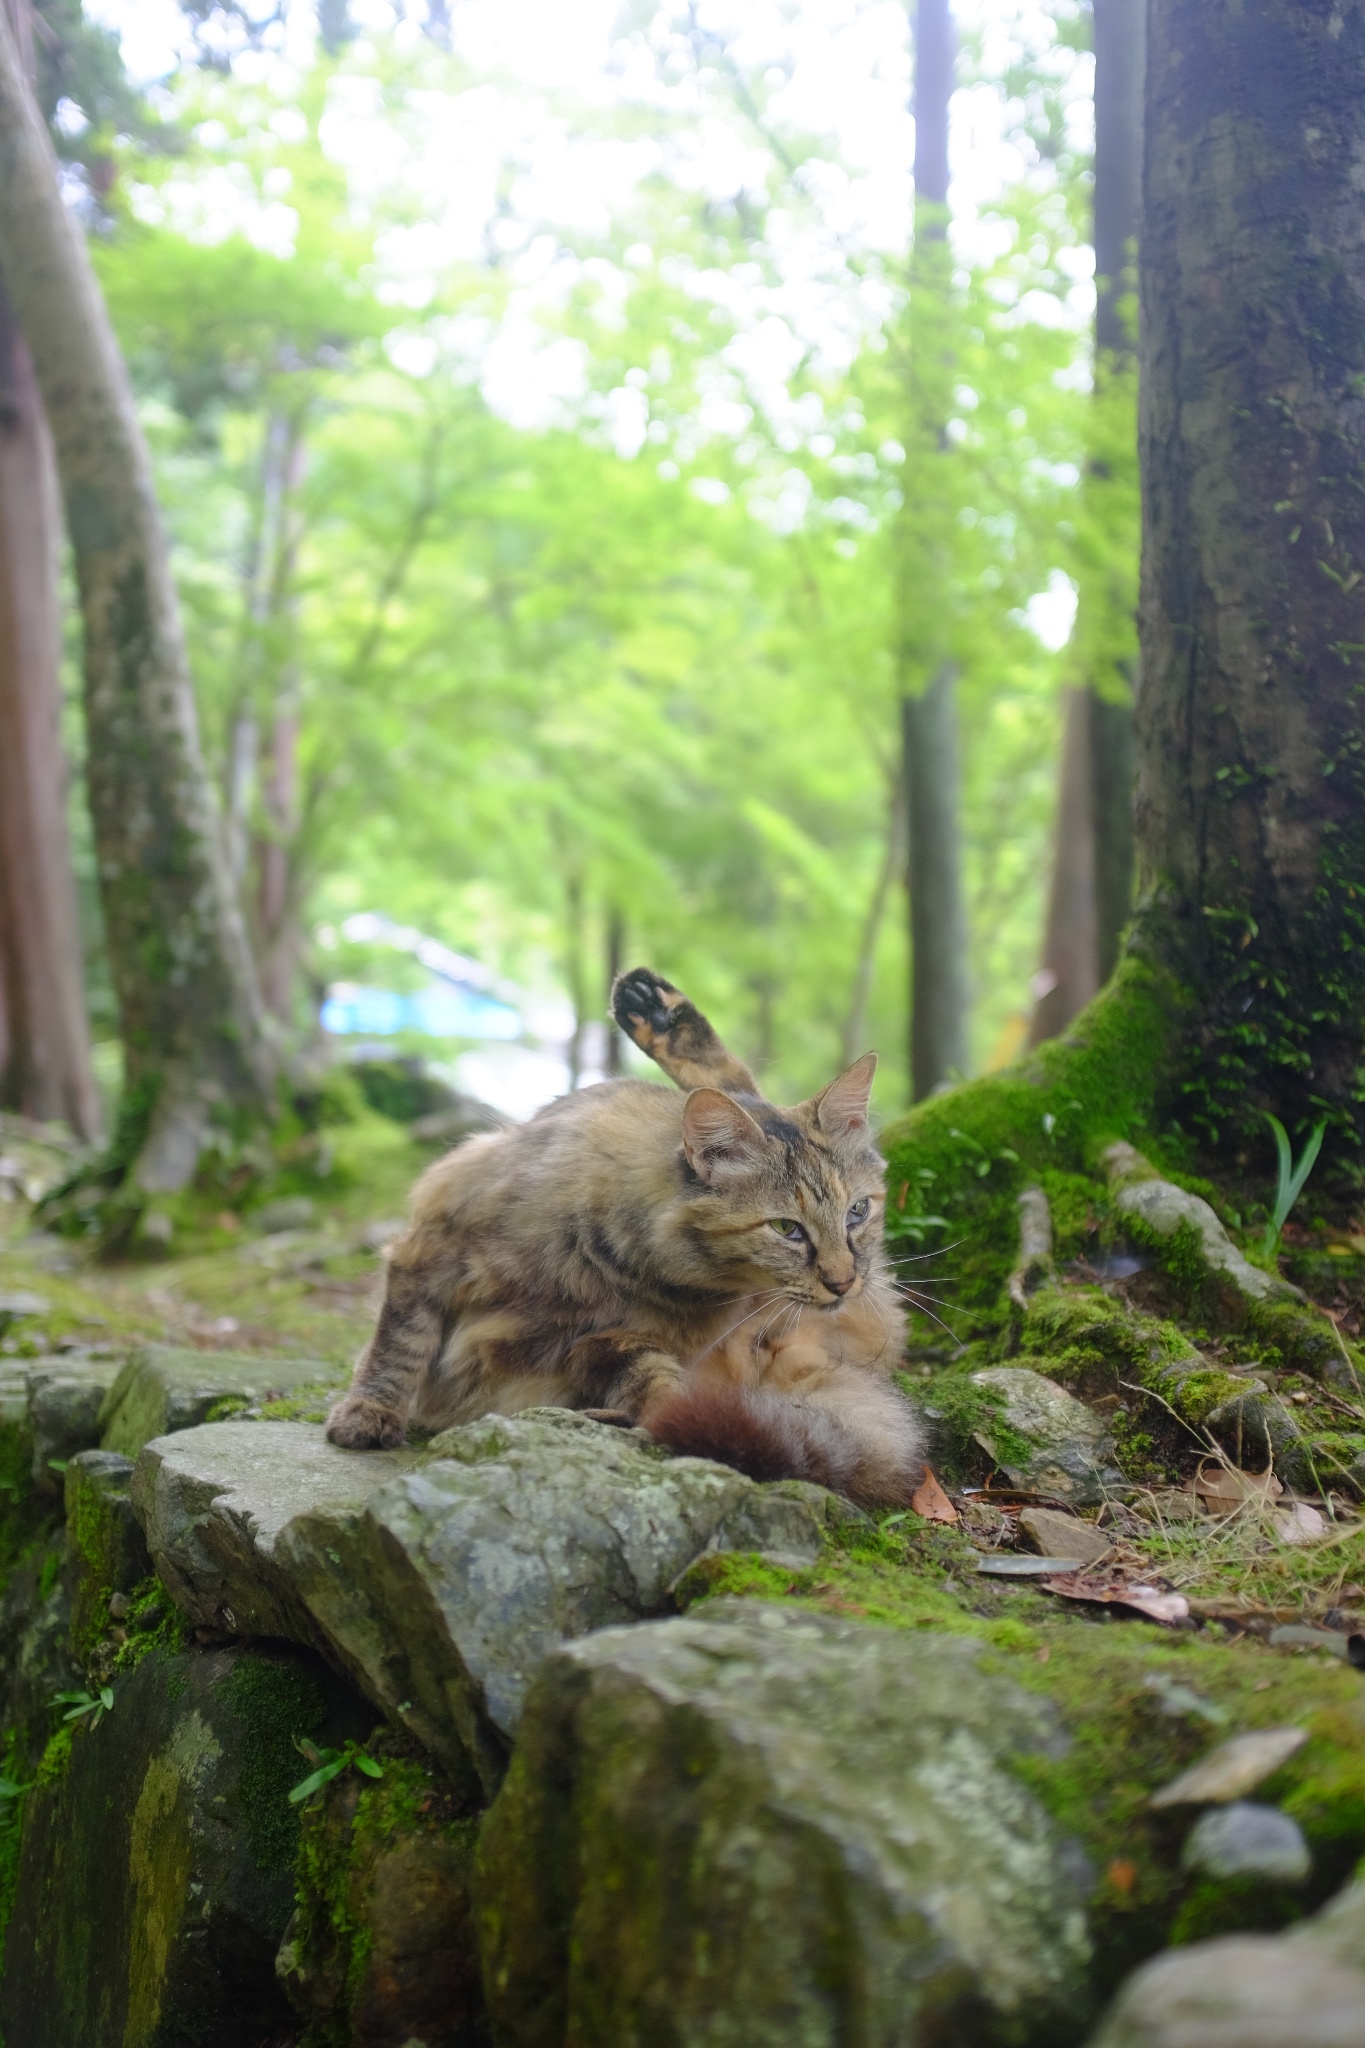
[
  {"left": 693, "top": 1292, "right": 786, "bottom": 1363},
  {"left": 886, "top": 1238, "right": 966, "bottom": 1264}
]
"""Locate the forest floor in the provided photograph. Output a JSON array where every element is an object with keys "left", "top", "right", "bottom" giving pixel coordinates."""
[{"left": 6, "top": 1095, "right": 1365, "bottom": 1645}]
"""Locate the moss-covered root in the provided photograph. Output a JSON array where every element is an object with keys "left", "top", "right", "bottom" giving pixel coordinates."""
[
  {"left": 283, "top": 1746, "right": 485, "bottom": 2048},
  {"left": 881, "top": 956, "right": 1184, "bottom": 1310}
]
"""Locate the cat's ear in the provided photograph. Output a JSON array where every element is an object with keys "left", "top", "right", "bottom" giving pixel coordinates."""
[
  {"left": 811, "top": 1052, "right": 877, "bottom": 1140},
  {"left": 682, "top": 1089, "right": 768, "bottom": 1183}
]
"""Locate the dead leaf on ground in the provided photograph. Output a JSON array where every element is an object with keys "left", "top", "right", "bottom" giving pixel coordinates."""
[
  {"left": 1042, "top": 1570, "right": 1190, "bottom": 1625},
  {"left": 910, "top": 1467, "right": 958, "bottom": 1524},
  {"left": 1273, "top": 1502, "right": 1327, "bottom": 1544},
  {"left": 1194, "top": 1462, "right": 1283, "bottom": 1511}
]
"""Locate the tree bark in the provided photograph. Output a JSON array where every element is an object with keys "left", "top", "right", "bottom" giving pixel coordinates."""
[
  {"left": 904, "top": 673, "right": 968, "bottom": 1096},
  {"left": 0, "top": 283, "right": 101, "bottom": 1141},
  {"left": 841, "top": 769, "right": 904, "bottom": 1071},
  {"left": 1138, "top": 0, "right": 1365, "bottom": 1153},
  {"left": 0, "top": 5, "right": 274, "bottom": 1190},
  {"left": 0, "top": 0, "right": 98, "bottom": 1142},
  {"left": 1030, "top": 0, "right": 1143, "bottom": 1045},
  {"left": 901, "top": 0, "right": 967, "bottom": 1101}
]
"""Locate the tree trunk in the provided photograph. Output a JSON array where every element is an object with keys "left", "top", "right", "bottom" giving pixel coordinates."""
[
  {"left": 1138, "top": 0, "right": 1365, "bottom": 1154},
  {"left": 604, "top": 909, "right": 625, "bottom": 1078},
  {"left": 0, "top": 285, "right": 101, "bottom": 1141},
  {"left": 1030, "top": 0, "right": 1143, "bottom": 1044},
  {"left": 0, "top": 5, "right": 274, "bottom": 1191},
  {"left": 841, "top": 769, "right": 904, "bottom": 1071},
  {"left": 903, "top": 673, "right": 968, "bottom": 1097},
  {"left": 900, "top": 0, "right": 967, "bottom": 1101}
]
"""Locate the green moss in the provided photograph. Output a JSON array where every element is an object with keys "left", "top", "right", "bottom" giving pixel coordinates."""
[
  {"left": 204, "top": 1395, "right": 250, "bottom": 1423},
  {"left": 223, "top": 1652, "right": 328, "bottom": 1875},
  {"left": 289, "top": 1748, "right": 477, "bottom": 2047},
  {"left": 880, "top": 960, "right": 1186, "bottom": 1309},
  {"left": 0, "top": 1733, "right": 25, "bottom": 1972},
  {"left": 33, "top": 1725, "right": 73, "bottom": 1788},
  {"left": 244, "top": 1382, "right": 342, "bottom": 1425},
  {"left": 110, "top": 1578, "right": 190, "bottom": 1680}
]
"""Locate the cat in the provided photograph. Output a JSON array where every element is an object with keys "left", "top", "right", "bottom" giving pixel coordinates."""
[{"left": 326, "top": 966, "right": 925, "bottom": 1506}]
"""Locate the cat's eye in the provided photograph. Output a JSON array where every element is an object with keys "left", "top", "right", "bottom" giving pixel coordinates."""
[
  {"left": 770, "top": 1218, "right": 806, "bottom": 1241},
  {"left": 847, "top": 1197, "right": 871, "bottom": 1225}
]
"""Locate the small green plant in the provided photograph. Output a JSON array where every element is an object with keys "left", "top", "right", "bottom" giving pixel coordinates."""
[
  {"left": 1261, "top": 1112, "right": 1327, "bottom": 1254},
  {"left": 53, "top": 1687, "right": 114, "bottom": 1729},
  {"left": 0, "top": 1776, "right": 27, "bottom": 1803},
  {"left": 287, "top": 1738, "right": 385, "bottom": 1805}
]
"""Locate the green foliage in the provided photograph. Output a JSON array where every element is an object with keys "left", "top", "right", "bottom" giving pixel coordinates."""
[
  {"left": 54, "top": 7, "right": 1107, "bottom": 1117},
  {"left": 1262, "top": 1112, "right": 1327, "bottom": 1254},
  {"left": 289, "top": 1740, "right": 385, "bottom": 1805}
]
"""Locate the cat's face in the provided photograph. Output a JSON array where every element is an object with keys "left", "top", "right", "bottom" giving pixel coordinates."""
[{"left": 677, "top": 1054, "right": 886, "bottom": 1310}]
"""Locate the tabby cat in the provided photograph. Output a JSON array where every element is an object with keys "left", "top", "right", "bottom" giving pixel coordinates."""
[{"left": 327, "top": 967, "right": 924, "bottom": 1506}]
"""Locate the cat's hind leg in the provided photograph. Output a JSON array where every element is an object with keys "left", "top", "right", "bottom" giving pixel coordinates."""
[
  {"left": 611, "top": 967, "right": 758, "bottom": 1096},
  {"left": 327, "top": 1261, "right": 447, "bottom": 1449},
  {"left": 565, "top": 1327, "right": 688, "bottom": 1423}
]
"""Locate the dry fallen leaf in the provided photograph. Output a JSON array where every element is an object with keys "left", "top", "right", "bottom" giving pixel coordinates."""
[
  {"left": 1273, "top": 1502, "right": 1326, "bottom": 1544},
  {"left": 910, "top": 1466, "right": 958, "bottom": 1524},
  {"left": 1042, "top": 1571, "right": 1191, "bottom": 1625},
  {"left": 1149, "top": 1726, "right": 1307, "bottom": 1808},
  {"left": 1195, "top": 1462, "right": 1283, "bottom": 1510}
]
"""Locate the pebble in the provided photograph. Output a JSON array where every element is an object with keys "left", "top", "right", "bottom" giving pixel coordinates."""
[{"left": 1182, "top": 1802, "right": 1311, "bottom": 1883}]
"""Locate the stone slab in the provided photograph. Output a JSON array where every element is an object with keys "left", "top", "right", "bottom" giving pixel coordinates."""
[
  {"left": 971, "top": 1366, "right": 1125, "bottom": 1505},
  {"left": 277, "top": 1408, "right": 830, "bottom": 1792},
  {"left": 101, "top": 1343, "right": 342, "bottom": 1458},
  {"left": 478, "top": 1599, "right": 1095, "bottom": 2047},
  {"left": 131, "top": 1421, "right": 422, "bottom": 1641}
]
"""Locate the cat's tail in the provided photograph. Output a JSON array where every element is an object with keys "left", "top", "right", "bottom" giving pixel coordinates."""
[{"left": 639, "top": 1382, "right": 923, "bottom": 1509}]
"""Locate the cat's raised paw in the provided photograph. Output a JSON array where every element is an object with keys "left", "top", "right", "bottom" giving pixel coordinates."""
[
  {"left": 611, "top": 966, "right": 683, "bottom": 1047},
  {"left": 326, "top": 1394, "right": 406, "bottom": 1450}
]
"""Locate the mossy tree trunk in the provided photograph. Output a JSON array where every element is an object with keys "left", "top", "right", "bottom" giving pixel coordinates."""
[
  {"left": 0, "top": 6, "right": 275, "bottom": 1191},
  {"left": 1030, "top": 0, "right": 1142, "bottom": 1047},
  {"left": 1137, "top": 0, "right": 1365, "bottom": 1162},
  {"left": 900, "top": 0, "right": 968, "bottom": 1101},
  {"left": 0, "top": 0, "right": 99, "bottom": 1143}
]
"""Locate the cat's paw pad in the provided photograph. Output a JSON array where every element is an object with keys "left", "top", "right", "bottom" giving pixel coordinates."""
[
  {"left": 326, "top": 1395, "right": 406, "bottom": 1450},
  {"left": 612, "top": 966, "right": 686, "bottom": 1047}
]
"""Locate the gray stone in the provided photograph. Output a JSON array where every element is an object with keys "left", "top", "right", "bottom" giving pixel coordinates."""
[
  {"left": 0, "top": 1288, "right": 51, "bottom": 1327},
  {"left": 1181, "top": 1802, "right": 1311, "bottom": 1882},
  {"left": 278, "top": 1408, "right": 830, "bottom": 1793},
  {"left": 478, "top": 1600, "right": 1094, "bottom": 2048},
  {"left": 971, "top": 1366, "right": 1125, "bottom": 1504},
  {"left": 132, "top": 1421, "right": 422, "bottom": 1640},
  {"left": 1018, "top": 1506, "right": 1113, "bottom": 1564},
  {"left": 1086, "top": 1883, "right": 1365, "bottom": 2048},
  {"left": 101, "top": 1343, "right": 342, "bottom": 1457},
  {"left": 253, "top": 1196, "right": 317, "bottom": 1233},
  {"left": 27, "top": 1354, "right": 123, "bottom": 1489}
]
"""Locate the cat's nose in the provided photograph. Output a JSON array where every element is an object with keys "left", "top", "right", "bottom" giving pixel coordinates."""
[{"left": 821, "top": 1274, "right": 854, "bottom": 1297}]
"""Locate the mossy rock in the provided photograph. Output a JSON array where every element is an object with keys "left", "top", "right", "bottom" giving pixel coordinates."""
[
  {"left": 280, "top": 1746, "right": 486, "bottom": 2047},
  {"left": 0, "top": 1641, "right": 368, "bottom": 2048},
  {"left": 100, "top": 1344, "right": 341, "bottom": 1459},
  {"left": 478, "top": 1601, "right": 1098, "bottom": 2047}
]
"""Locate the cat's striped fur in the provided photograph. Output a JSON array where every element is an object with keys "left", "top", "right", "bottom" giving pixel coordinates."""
[{"left": 326, "top": 967, "right": 925, "bottom": 1506}]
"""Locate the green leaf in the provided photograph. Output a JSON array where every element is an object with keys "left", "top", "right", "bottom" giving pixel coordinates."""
[
  {"left": 352, "top": 1754, "right": 385, "bottom": 1779},
  {"left": 0, "top": 1777, "right": 28, "bottom": 1799},
  {"left": 288, "top": 1755, "right": 349, "bottom": 1804}
]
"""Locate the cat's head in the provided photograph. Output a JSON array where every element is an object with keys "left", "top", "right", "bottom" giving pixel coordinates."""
[{"left": 676, "top": 1053, "right": 885, "bottom": 1309}]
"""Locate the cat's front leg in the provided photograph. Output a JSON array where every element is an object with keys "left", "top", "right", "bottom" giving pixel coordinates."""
[
  {"left": 566, "top": 1328, "right": 687, "bottom": 1422},
  {"left": 327, "top": 1262, "right": 447, "bottom": 1449}
]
